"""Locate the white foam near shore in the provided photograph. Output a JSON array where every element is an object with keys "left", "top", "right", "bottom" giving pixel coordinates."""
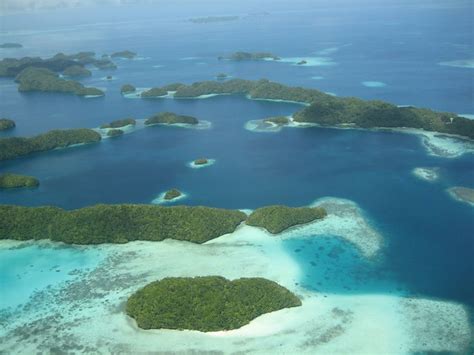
[
  {"left": 151, "top": 191, "right": 188, "bottom": 205},
  {"left": 439, "top": 59, "right": 474, "bottom": 69},
  {"left": 245, "top": 116, "right": 316, "bottom": 133},
  {"left": 0, "top": 199, "right": 471, "bottom": 353},
  {"left": 412, "top": 167, "right": 440, "bottom": 182},
  {"left": 362, "top": 81, "right": 387, "bottom": 88},
  {"left": 274, "top": 56, "right": 337, "bottom": 67},
  {"left": 187, "top": 159, "right": 216, "bottom": 169},
  {"left": 447, "top": 186, "right": 474, "bottom": 207},
  {"left": 459, "top": 113, "right": 474, "bottom": 120}
]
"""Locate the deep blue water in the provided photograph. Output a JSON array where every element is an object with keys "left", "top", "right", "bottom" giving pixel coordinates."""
[{"left": 0, "top": 0, "right": 473, "bottom": 313}]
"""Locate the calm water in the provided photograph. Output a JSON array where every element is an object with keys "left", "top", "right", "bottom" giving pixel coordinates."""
[{"left": 0, "top": 0, "right": 473, "bottom": 315}]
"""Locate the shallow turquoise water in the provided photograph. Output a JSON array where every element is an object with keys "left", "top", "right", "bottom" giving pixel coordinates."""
[
  {"left": 0, "top": 0, "right": 472, "bottom": 317},
  {"left": 0, "top": 244, "right": 105, "bottom": 310}
]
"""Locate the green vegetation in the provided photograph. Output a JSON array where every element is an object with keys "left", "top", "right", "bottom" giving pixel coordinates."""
[
  {"left": 0, "top": 56, "right": 78, "bottom": 77},
  {"left": 0, "top": 173, "right": 39, "bottom": 189},
  {"left": 0, "top": 118, "right": 15, "bottom": 131},
  {"left": 263, "top": 116, "right": 290, "bottom": 125},
  {"left": 0, "top": 43, "right": 22, "bottom": 48},
  {"left": 219, "top": 52, "right": 280, "bottom": 61},
  {"left": 62, "top": 65, "right": 91, "bottom": 77},
  {"left": 121, "top": 84, "right": 136, "bottom": 94},
  {"left": 297, "top": 60, "right": 307, "bottom": 65},
  {"left": 107, "top": 129, "right": 124, "bottom": 137},
  {"left": 164, "top": 189, "right": 182, "bottom": 200},
  {"left": 15, "top": 67, "right": 104, "bottom": 96},
  {"left": 194, "top": 158, "right": 208, "bottom": 165},
  {"left": 141, "top": 87, "right": 168, "bottom": 98},
  {"left": 144, "top": 79, "right": 474, "bottom": 139},
  {"left": 162, "top": 83, "right": 184, "bottom": 91},
  {"left": 0, "top": 128, "right": 101, "bottom": 161},
  {"left": 189, "top": 16, "right": 239, "bottom": 23},
  {"left": 145, "top": 112, "right": 199, "bottom": 125},
  {"left": 247, "top": 205, "right": 327, "bottom": 234},
  {"left": 126, "top": 276, "right": 301, "bottom": 331},
  {"left": 100, "top": 118, "right": 136, "bottom": 129},
  {"left": 106, "top": 75, "right": 113, "bottom": 80},
  {"left": 93, "top": 59, "right": 117, "bottom": 70},
  {"left": 111, "top": 50, "right": 137, "bottom": 59},
  {"left": 0, "top": 204, "right": 247, "bottom": 244}
]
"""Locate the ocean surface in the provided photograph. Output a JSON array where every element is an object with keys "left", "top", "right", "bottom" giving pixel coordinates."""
[{"left": 0, "top": 0, "right": 473, "bottom": 325}]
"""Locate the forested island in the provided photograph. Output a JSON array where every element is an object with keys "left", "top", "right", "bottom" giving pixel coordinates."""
[
  {"left": 145, "top": 112, "right": 199, "bottom": 125},
  {"left": 164, "top": 189, "right": 183, "bottom": 201},
  {"left": 263, "top": 116, "right": 291, "bottom": 126},
  {"left": 111, "top": 50, "right": 137, "bottom": 59},
  {"left": 131, "top": 79, "right": 474, "bottom": 139},
  {"left": 0, "top": 173, "right": 39, "bottom": 189},
  {"left": 247, "top": 205, "right": 327, "bottom": 233},
  {"left": 107, "top": 129, "right": 124, "bottom": 137},
  {"left": 0, "top": 128, "right": 101, "bottom": 161},
  {"left": 218, "top": 52, "right": 280, "bottom": 61},
  {"left": 0, "top": 43, "right": 22, "bottom": 48},
  {"left": 126, "top": 276, "right": 301, "bottom": 331},
  {"left": 121, "top": 84, "right": 136, "bottom": 94},
  {"left": 100, "top": 118, "right": 136, "bottom": 129},
  {"left": 0, "top": 52, "right": 117, "bottom": 77},
  {"left": 62, "top": 65, "right": 92, "bottom": 77},
  {"left": 0, "top": 118, "right": 15, "bottom": 131},
  {"left": 0, "top": 204, "right": 247, "bottom": 244},
  {"left": 189, "top": 16, "right": 239, "bottom": 24},
  {"left": 15, "top": 67, "right": 104, "bottom": 96}
]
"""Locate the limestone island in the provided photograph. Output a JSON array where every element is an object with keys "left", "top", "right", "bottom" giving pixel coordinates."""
[
  {"left": 246, "top": 205, "right": 327, "bottom": 234},
  {"left": 216, "top": 73, "right": 228, "bottom": 80},
  {"left": 107, "top": 129, "right": 124, "bottom": 137},
  {"left": 126, "top": 276, "right": 301, "bottom": 331},
  {"left": 164, "top": 188, "right": 183, "bottom": 201},
  {"left": 264, "top": 116, "right": 291, "bottom": 126},
  {"left": 62, "top": 65, "right": 91, "bottom": 78},
  {"left": 0, "top": 43, "right": 22, "bottom": 48},
  {"left": 189, "top": 16, "right": 239, "bottom": 24},
  {"left": 100, "top": 118, "right": 136, "bottom": 129},
  {"left": 0, "top": 204, "right": 247, "bottom": 244},
  {"left": 297, "top": 60, "right": 307, "bottom": 65},
  {"left": 0, "top": 52, "right": 116, "bottom": 78},
  {"left": 139, "top": 83, "right": 185, "bottom": 98},
  {"left": 111, "top": 50, "right": 137, "bottom": 59},
  {"left": 0, "top": 173, "right": 39, "bottom": 189},
  {"left": 140, "top": 79, "right": 474, "bottom": 140},
  {"left": 0, "top": 118, "right": 15, "bottom": 131},
  {"left": 218, "top": 52, "right": 280, "bottom": 61},
  {"left": 413, "top": 167, "right": 439, "bottom": 182},
  {"left": 93, "top": 58, "right": 117, "bottom": 70},
  {"left": 447, "top": 187, "right": 474, "bottom": 206},
  {"left": 121, "top": 84, "right": 136, "bottom": 94},
  {"left": 15, "top": 67, "right": 104, "bottom": 97},
  {"left": 188, "top": 158, "right": 216, "bottom": 169},
  {"left": 0, "top": 128, "right": 101, "bottom": 161},
  {"left": 106, "top": 75, "right": 113, "bottom": 80},
  {"left": 145, "top": 112, "right": 199, "bottom": 126}
]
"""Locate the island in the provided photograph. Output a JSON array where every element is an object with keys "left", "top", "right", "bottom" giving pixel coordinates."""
[
  {"left": 297, "top": 60, "right": 307, "bottom": 65},
  {"left": 126, "top": 276, "right": 301, "bottom": 331},
  {"left": 219, "top": 52, "right": 280, "bottom": 61},
  {"left": 263, "top": 116, "right": 290, "bottom": 126},
  {"left": 164, "top": 188, "right": 182, "bottom": 201},
  {"left": 107, "top": 129, "right": 124, "bottom": 137},
  {"left": 0, "top": 204, "right": 247, "bottom": 244},
  {"left": 246, "top": 205, "right": 327, "bottom": 234},
  {"left": 447, "top": 187, "right": 474, "bottom": 206},
  {"left": 62, "top": 65, "right": 91, "bottom": 77},
  {"left": 100, "top": 118, "right": 136, "bottom": 129},
  {"left": 0, "top": 128, "right": 102, "bottom": 161},
  {"left": 111, "top": 50, "right": 137, "bottom": 59},
  {"left": 0, "top": 173, "right": 39, "bottom": 189},
  {"left": 141, "top": 87, "right": 168, "bottom": 98},
  {"left": 216, "top": 73, "right": 228, "bottom": 80},
  {"left": 0, "top": 43, "right": 22, "bottom": 48},
  {"left": 106, "top": 75, "right": 113, "bottom": 80},
  {"left": 120, "top": 84, "right": 136, "bottom": 94},
  {"left": 0, "top": 52, "right": 117, "bottom": 78},
  {"left": 15, "top": 67, "right": 104, "bottom": 97},
  {"left": 137, "top": 79, "right": 474, "bottom": 139},
  {"left": 145, "top": 112, "right": 199, "bottom": 125},
  {"left": 194, "top": 158, "right": 209, "bottom": 165},
  {"left": 0, "top": 118, "right": 15, "bottom": 131},
  {"left": 189, "top": 16, "right": 239, "bottom": 24}
]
